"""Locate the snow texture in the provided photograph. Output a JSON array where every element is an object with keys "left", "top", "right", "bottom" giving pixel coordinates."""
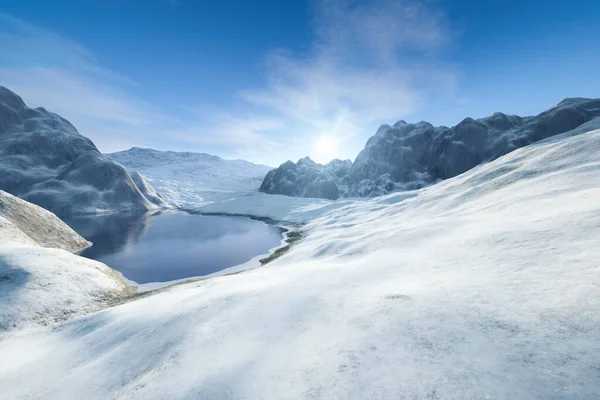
[
  {"left": 261, "top": 97, "right": 600, "bottom": 199},
  {"left": 1, "top": 128, "right": 599, "bottom": 398},
  {"left": 0, "top": 86, "right": 160, "bottom": 217},
  {"left": 108, "top": 147, "right": 273, "bottom": 206},
  {"left": 0, "top": 190, "right": 133, "bottom": 332}
]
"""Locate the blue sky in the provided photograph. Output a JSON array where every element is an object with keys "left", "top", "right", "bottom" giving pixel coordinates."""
[{"left": 1, "top": 0, "right": 599, "bottom": 166}]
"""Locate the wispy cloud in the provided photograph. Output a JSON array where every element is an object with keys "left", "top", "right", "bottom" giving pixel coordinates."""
[
  {"left": 232, "top": 0, "right": 457, "bottom": 162},
  {"left": 0, "top": 13, "right": 167, "bottom": 151},
  {"left": 0, "top": 1, "right": 457, "bottom": 165}
]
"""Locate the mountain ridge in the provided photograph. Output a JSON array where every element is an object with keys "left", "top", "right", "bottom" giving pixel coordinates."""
[{"left": 260, "top": 97, "right": 600, "bottom": 199}]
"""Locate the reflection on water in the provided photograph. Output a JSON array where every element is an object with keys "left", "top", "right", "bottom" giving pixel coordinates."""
[{"left": 64, "top": 211, "right": 283, "bottom": 284}]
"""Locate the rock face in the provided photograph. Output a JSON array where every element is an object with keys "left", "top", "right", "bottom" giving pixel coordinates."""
[
  {"left": 0, "top": 86, "right": 162, "bottom": 216},
  {"left": 260, "top": 98, "right": 600, "bottom": 199},
  {"left": 259, "top": 157, "right": 351, "bottom": 200}
]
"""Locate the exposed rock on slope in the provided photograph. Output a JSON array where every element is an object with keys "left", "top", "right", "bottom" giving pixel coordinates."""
[
  {"left": 261, "top": 97, "right": 600, "bottom": 199},
  {"left": 0, "top": 86, "right": 161, "bottom": 216},
  {"left": 108, "top": 147, "right": 272, "bottom": 205},
  {"left": 0, "top": 190, "right": 133, "bottom": 331}
]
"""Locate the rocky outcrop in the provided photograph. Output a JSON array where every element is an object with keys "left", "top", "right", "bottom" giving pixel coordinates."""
[{"left": 259, "top": 157, "right": 351, "bottom": 200}]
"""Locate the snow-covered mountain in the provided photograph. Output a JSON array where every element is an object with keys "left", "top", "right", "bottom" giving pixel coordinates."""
[
  {"left": 0, "top": 86, "right": 163, "bottom": 217},
  {"left": 108, "top": 147, "right": 273, "bottom": 206},
  {"left": 259, "top": 157, "right": 352, "bottom": 200},
  {"left": 261, "top": 97, "right": 600, "bottom": 199},
  {"left": 2, "top": 126, "right": 600, "bottom": 398}
]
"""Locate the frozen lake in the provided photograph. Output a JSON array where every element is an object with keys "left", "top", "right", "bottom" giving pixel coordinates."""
[{"left": 64, "top": 211, "right": 283, "bottom": 284}]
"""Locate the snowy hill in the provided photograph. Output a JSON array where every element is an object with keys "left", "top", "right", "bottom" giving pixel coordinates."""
[
  {"left": 261, "top": 97, "right": 600, "bottom": 199},
  {"left": 0, "top": 86, "right": 161, "bottom": 217},
  {"left": 108, "top": 147, "right": 273, "bottom": 206},
  {"left": 0, "top": 190, "right": 133, "bottom": 331},
  {"left": 2, "top": 127, "right": 599, "bottom": 398}
]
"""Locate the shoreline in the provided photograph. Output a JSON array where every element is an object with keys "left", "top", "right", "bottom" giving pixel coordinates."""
[{"left": 111, "top": 209, "right": 306, "bottom": 302}]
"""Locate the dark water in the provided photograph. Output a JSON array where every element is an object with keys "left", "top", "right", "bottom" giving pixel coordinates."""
[{"left": 64, "top": 211, "right": 283, "bottom": 284}]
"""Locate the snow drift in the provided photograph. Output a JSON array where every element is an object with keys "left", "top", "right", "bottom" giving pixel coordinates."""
[
  {"left": 1, "top": 127, "right": 599, "bottom": 398},
  {"left": 261, "top": 97, "right": 600, "bottom": 199},
  {"left": 0, "top": 190, "right": 133, "bottom": 332},
  {"left": 0, "top": 86, "right": 162, "bottom": 216}
]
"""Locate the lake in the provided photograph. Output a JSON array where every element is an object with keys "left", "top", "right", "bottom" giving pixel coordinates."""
[{"left": 64, "top": 211, "right": 284, "bottom": 285}]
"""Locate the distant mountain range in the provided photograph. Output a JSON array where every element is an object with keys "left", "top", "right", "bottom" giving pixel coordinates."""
[
  {"left": 261, "top": 98, "right": 600, "bottom": 199},
  {"left": 108, "top": 147, "right": 272, "bottom": 206},
  {"left": 4, "top": 82, "right": 600, "bottom": 211}
]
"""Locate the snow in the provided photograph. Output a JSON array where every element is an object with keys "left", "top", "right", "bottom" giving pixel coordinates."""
[
  {"left": 1, "top": 128, "right": 599, "bottom": 398},
  {"left": 0, "top": 190, "right": 133, "bottom": 332},
  {"left": 0, "top": 189, "right": 89, "bottom": 252},
  {"left": 130, "top": 171, "right": 169, "bottom": 208},
  {"left": 108, "top": 147, "right": 273, "bottom": 206}
]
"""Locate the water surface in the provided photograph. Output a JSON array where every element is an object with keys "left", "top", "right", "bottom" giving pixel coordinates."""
[{"left": 65, "top": 211, "right": 283, "bottom": 284}]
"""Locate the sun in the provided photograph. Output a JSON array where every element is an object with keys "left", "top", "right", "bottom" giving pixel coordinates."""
[{"left": 313, "top": 136, "right": 339, "bottom": 163}]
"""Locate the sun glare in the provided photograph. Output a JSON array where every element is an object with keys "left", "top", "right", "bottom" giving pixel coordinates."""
[{"left": 313, "top": 136, "right": 339, "bottom": 163}]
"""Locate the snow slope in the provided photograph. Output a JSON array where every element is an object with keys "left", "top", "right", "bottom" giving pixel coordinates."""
[
  {"left": 0, "top": 86, "right": 159, "bottom": 216},
  {"left": 1, "top": 129, "right": 600, "bottom": 398},
  {"left": 0, "top": 190, "right": 133, "bottom": 332},
  {"left": 108, "top": 147, "right": 273, "bottom": 206},
  {"left": 0, "top": 189, "right": 90, "bottom": 252}
]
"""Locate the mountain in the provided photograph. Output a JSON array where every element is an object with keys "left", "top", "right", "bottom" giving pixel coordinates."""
[
  {"left": 261, "top": 97, "right": 600, "bottom": 199},
  {"left": 260, "top": 157, "right": 352, "bottom": 200},
  {"left": 0, "top": 86, "right": 162, "bottom": 217},
  {"left": 108, "top": 147, "right": 273, "bottom": 206}
]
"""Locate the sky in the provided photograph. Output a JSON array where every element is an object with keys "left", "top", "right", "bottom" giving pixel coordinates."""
[{"left": 1, "top": 0, "right": 599, "bottom": 166}]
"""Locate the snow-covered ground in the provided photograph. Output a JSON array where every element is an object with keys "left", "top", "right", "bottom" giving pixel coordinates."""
[
  {"left": 0, "top": 191, "right": 133, "bottom": 332},
  {"left": 108, "top": 147, "right": 273, "bottom": 206},
  {"left": 1, "top": 128, "right": 599, "bottom": 398}
]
